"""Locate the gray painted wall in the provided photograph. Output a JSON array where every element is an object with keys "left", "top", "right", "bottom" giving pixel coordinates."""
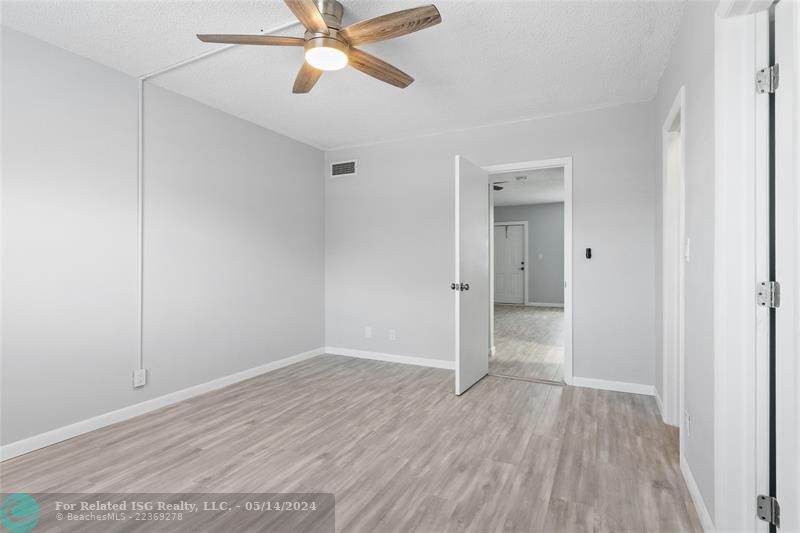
[
  {"left": 325, "top": 101, "right": 657, "bottom": 388},
  {"left": 495, "top": 203, "right": 565, "bottom": 304},
  {"left": 1, "top": 28, "right": 325, "bottom": 445},
  {"left": 652, "top": 1, "right": 717, "bottom": 518}
]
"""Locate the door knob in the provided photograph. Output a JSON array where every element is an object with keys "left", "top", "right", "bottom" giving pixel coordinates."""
[{"left": 460, "top": 283, "right": 470, "bottom": 291}]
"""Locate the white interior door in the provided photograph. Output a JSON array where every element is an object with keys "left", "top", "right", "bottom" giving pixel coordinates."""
[
  {"left": 494, "top": 225, "right": 525, "bottom": 304},
  {"left": 454, "top": 155, "right": 490, "bottom": 395},
  {"left": 775, "top": 1, "right": 799, "bottom": 529}
]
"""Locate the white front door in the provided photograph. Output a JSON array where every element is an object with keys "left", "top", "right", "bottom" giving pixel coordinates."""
[
  {"left": 454, "top": 155, "right": 490, "bottom": 395},
  {"left": 494, "top": 224, "right": 525, "bottom": 304}
]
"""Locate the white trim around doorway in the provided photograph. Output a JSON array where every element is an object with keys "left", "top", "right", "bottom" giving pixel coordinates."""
[{"left": 661, "top": 86, "right": 686, "bottom": 434}]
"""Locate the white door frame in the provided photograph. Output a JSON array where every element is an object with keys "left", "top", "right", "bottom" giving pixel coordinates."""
[
  {"left": 775, "top": 1, "right": 800, "bottom": 529},
  {"left": 713, "top": 3, "right": 772, "bottom": 531},
  {"left": 661, "top": 86, "right": 686, "bottom": 434},
  {"left": 483, "top": 157, "right": 573, "bottom": 384},
  {"left": 493, "top": 221, "right": 529, "bottom": 305}
]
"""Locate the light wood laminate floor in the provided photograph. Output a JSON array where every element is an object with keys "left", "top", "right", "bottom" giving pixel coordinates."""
[
  {"left": 1, "top": 355, "right": 700, "bottom": 532},
  {"left": 492, "top": 305, "right": 565, "bottom": 382}
]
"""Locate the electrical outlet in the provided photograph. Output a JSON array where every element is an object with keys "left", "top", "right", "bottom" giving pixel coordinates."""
[
  {"left": 133, "top": 368, "right": 147, "bottom": 388},
  {"left": 364, "top": 326, "right": 372, "bottom": 339},
  {"left": 684, "top": 410, "right": 692, "bottom": 436},
  {"left": 388, "top": 329, "right": 397, "bottom": 341}
]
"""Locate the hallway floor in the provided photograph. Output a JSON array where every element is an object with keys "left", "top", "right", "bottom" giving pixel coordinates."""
[{"left": 492, "top": 305, "right": 565, "bottom": 382}]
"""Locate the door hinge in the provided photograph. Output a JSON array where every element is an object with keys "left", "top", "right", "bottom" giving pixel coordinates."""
[
  {"left": 757, "top": 64, "right": 779, "bottom": 94},
  {"left": 757, "top": 495, "right": 780, "bottom": 527},
  {"left": 757, "top": 281, "right": 781, "bottom": 308}
]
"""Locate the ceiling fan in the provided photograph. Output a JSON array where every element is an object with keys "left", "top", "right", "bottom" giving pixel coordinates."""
[
  {"left": 492, "top": 175, "right": 528, "bottom": 190},
  {"left": 197, "top": 0, "right": 442, "bottom": 93}
]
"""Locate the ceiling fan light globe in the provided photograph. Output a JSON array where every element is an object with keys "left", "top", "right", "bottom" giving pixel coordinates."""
[
  {"left": 305, "top": 46, "right": 348, "bottom": 71},
  {"left": 304, "top": 35, "right": 349, "bottom": 71}
]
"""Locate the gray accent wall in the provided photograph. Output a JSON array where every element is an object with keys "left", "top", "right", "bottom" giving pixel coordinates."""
[
  {"left": 325, "top": 101, "right": 657, "bottom": 388},
  {"left": 652, "top": 1, "right": 717, "bottom": 518},
  {"left": 495, "top": 203, "right": 565, "bottom": 304},
  {"left": 1, "top": 28, "right": 325, "bottom": 445}
]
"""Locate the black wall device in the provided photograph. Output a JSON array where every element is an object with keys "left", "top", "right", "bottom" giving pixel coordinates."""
[{"left": 585, "top": 248, "right": 592, "bottom": 259}]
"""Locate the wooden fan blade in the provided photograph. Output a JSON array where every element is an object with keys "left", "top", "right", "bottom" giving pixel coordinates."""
[
  {"left": 341, "top": 5, "right": 441, "bottom": 46},
  {"left": 293, "top": 62, "right": 323, "bottom": 93},
  {"left": 197, "top": 34, "right": 305, "bottom": 46},
  {"left": 284, "top": 0, "right": 329, "bottom": 34},
  {"left": 348, "top": 48, "right": 414, "bottom": 88}
]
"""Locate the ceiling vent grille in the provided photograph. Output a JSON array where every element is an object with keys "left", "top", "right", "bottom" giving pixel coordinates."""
[{"left": 331, "top": 160, "right": 357, "bottom": 177}]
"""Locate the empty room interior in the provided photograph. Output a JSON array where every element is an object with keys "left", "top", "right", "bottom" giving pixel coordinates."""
[{"left": 2, "top": 1, "right": 799, "bottom": 532}]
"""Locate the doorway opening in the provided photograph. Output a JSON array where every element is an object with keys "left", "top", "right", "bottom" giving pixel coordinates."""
[
  {"left": 661, "top": 87, "right": 686, "bottom": 433},
  {"left": 485, "top": 158, "right": 573, "bottom": 384}
]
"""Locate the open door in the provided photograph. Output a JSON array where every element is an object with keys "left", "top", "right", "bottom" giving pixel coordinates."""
[{"left": 454, "top": 155, "right": 490, "bottom": 395}]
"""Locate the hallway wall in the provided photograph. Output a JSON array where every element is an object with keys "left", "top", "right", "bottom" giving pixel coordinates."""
[
  {"left": 495, "top": 203, "right": 565, "bottom": 305},
  {"left": 653, "top": 0, "right": 718, "bottom": 518}
]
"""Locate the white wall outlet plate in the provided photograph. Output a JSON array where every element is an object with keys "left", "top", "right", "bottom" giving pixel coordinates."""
[
  {"left": 364, "top": 327, "right": 372, "bottom": 339},
  {"left": 389, "top": 329, "right": 397, "bottom": 341},
  {"left": 133, "top": 368, "right": 147, "bottom": 388}
]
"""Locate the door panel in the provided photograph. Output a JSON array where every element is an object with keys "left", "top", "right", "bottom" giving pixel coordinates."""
[
  {"left": 455, "top": 155, "right": 489, "bottom": 395},
  {"left": 494, "top": 225, "right": 525, "bottom": 304}
]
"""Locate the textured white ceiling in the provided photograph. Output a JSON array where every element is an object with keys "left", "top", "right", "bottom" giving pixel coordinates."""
[
  {"left": 2, "top": 0, "right": 685, "bottom": 150},
  {"left": 492, "top": 167, "right": 564, "bottom": 206}
]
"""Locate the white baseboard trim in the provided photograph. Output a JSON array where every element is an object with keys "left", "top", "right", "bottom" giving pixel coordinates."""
[
  {"left": 525, "top": 302, "right": 565, "bottom": 308},
  {"left": 571, "top": 376, "right": 655, "bottom": 396},
  {"left": 680, "top": 455, "right": 715, "bottom": 532},
  {"left": 654, "top": 389, "right": 664, "bottom": 418},
  {"left": 0, "top": 347, "right": 325, "bottom": 462},
  {"left": 325, "top": 347, "right": 455, "bottom": 370}
]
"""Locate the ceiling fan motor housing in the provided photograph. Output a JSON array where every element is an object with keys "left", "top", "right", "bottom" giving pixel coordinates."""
[
  {"left": 315, "top": 0, "right": 344, "bottom": 30},
  {"left": 306, "top": 0, "right": 349, "bottom": 56},
  {"left": 304, "top": 30, "right": 350, "bottom": 55}
]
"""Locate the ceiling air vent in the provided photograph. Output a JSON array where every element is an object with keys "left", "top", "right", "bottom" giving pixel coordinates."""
[{"left": 331, "top": 160, "right": 357, "bottom": 177}]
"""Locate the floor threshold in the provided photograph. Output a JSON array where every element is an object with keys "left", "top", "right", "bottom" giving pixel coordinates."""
[{"left": 488, "top": 372, "right": 565, "bottom": 387}]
